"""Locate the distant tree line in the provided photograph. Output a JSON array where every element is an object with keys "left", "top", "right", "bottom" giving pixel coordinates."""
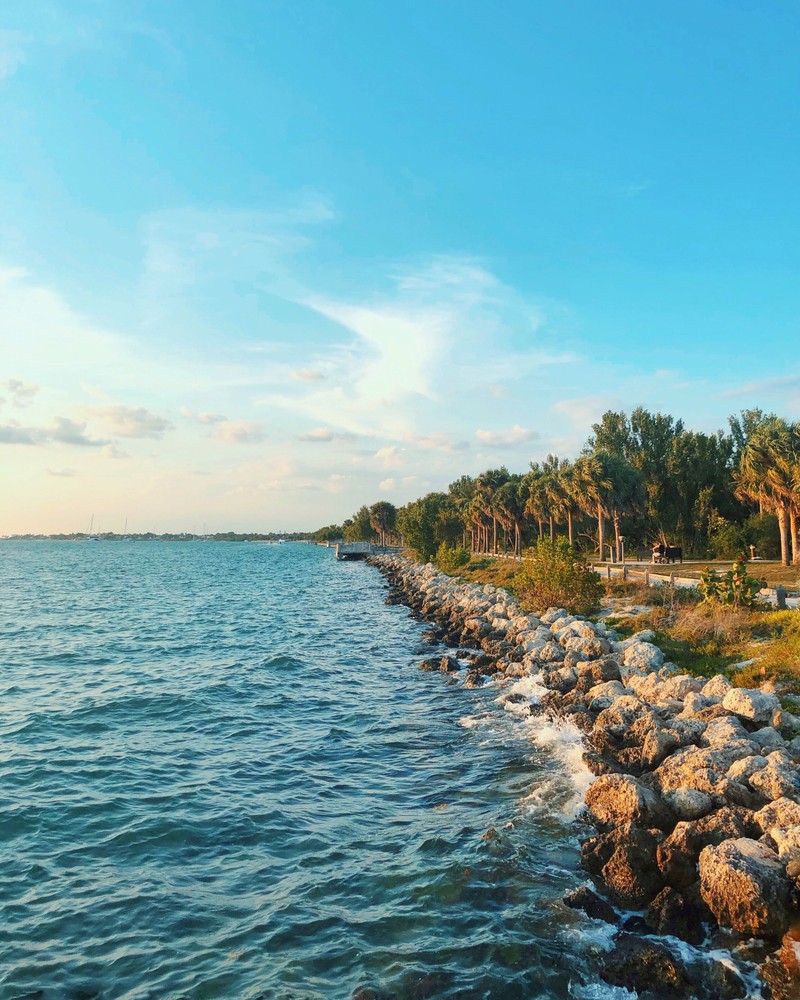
[
  {"left": 315, "top": 408, "right": 798, "bottom": 565},
  {"left": 6, "top": 531, "right": 310, "bottom": 543}
]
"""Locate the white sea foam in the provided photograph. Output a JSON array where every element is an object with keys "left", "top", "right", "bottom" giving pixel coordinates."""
[{"left": 494, "top": 670, "right": 596, "bottom": 819}]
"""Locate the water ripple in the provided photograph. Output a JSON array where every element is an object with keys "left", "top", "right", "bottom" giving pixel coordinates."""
[{"left": 0, "top": 541, "right": 605, "bottom": 1000}]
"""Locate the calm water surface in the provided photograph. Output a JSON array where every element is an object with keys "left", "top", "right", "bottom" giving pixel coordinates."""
[{"left": 0, "top": 541, "right": 610, "bottom": 1000}]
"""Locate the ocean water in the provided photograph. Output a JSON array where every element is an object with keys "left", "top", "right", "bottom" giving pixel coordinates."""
[{"left": 0, "top": 541, "right": 614, "bottom": 1000}]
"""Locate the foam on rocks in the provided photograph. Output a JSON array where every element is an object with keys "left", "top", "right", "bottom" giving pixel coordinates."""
[{"left": 370, "top": 553, "right": 800, "bottom": 996}]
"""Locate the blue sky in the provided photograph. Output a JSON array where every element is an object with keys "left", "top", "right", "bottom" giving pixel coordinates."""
[{"left": 1, "top": 1, "right": 798, "bottom": 532}]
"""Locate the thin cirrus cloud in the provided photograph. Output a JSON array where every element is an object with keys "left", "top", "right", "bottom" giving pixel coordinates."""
[
  {"left": 180, "top": 407, "right": 228, "bottom": 424},
  {"left": 291, "top": 369, "right": 326, "bottom": 382},
  {"left": 475, "top": 424, "right": 537, "bottom": 446}
]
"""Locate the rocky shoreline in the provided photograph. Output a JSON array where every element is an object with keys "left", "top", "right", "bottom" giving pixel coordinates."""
[{"left": 371, "top": 554, "right": 800, "bottom": 1000}]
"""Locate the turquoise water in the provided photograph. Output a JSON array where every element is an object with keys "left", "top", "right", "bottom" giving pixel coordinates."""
[{"left": 0, "top": 541, "right": 605, "bottom": 999}]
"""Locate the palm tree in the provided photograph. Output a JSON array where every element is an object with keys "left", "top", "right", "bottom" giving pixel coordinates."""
[
  {"left": 476, "top": 468, "right": 510, "bottom": 555},
  {"left": 734, "top": 417, "right": 798, "bottom": 566},
  {"left": 571, "top": 454, "right": 612, "bottom": 559},
  {"left": 494, "top": 476, "right": 525, "bottom": 557}
]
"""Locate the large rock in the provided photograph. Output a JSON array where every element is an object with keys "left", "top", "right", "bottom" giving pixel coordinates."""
[
  {"left": 586, "top": 773, "right": 673, "bottom": 830},
  {"left": 644, "top": 885, "right": 711, "bottom": 944},
  {"left": 722, "top": 687, "right": 781, "bottom": 725},
  {"left": 599, "top": 934, "right": 695, "bottom": 999},
  {"left": 622, "top": 641, "right": 665, "bottom": 673},
  {"left": 755, "top": 797, "right": 800, "bottom": 835},
  {"left": 657, "top": 806, "right": 759, "bottom": 889},
  {"left": 699, "top": 838, "right": 794, "bottom": 937},
  {"left": 582, "top": 824, "right": 664, "bottom": 906}
]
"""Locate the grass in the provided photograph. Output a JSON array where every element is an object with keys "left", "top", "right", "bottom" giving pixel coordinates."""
[
  {"left": 436, "top": 554, "right": 800, "bottom": 697},
  {"left": 597, "top": 560, "right": 800, "bottom": 593}
]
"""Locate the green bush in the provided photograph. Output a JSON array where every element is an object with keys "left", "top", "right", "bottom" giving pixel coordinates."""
[
  {"left": 513, "top": 538, "right": 604, "bottom": 616},
  {"left": 699, "top": 554, "right": 763, "bottom": 608},
  {"left": 435, "top": 542, "right": 470, "bottom": 574}
]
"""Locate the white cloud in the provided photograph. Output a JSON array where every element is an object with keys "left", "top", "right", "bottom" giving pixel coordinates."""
[
  {"left": 475, "top": 424, "right": 537, "bottom": 446},
  {"left": 49, "top": 417, "right": 109, "bottom": 447},
  {"left": 180, "top": 407, "right": 228, "bottom": 424},
  {"left": 210, "top": 420, "right": 266, "bottom": 444},
  {"left": 93, "top": 404, "right": 172, "bottom": 439},
  {"left": 373, "top": 445, "right": 403, "bottom": 469},
  {"left": 0, "top": 420, "right": 40, "bottom": 445},
  {"left": 379, "top": 477, "right": 397, "bottom": 491},
  {"left": 5, "top": 378, "right": 39, "bottom": 407},
  {"left": 291, "top": 369, "right": 326, "bottom": 382}
]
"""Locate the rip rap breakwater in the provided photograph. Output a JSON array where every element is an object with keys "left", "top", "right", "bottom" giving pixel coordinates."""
[{"left": 372, "top": 554, "right": 800, "bottom": 999}]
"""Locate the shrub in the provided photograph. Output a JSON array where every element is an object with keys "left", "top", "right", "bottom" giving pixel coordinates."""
[
  {"left": 513, "top": 538, "right": 604, "bottom": 616},
  {"left": 699, "top": 554, "right": 763, "bottom": 608},
  {"left": 435, "top": 542, "right": 470, "bottom": 575},
  {"left": 709, "top": 522, "right": 747, "bottom": 560}
]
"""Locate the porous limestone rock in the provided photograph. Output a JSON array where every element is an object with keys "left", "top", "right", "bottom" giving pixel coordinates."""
[{"left": 699, "top": 837, "right": 793, "bottom": 937}]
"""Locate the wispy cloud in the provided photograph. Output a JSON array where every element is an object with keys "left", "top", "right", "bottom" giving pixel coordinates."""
[
  {"left": 180, "top": 407, "right": 228, "bottom": 424},
  {"left": 0, "top": 420, "right": 40, "bottom": 445},
  {"left": 475, "top": 424, "right": 537, "bottom": 446},
  {"left": 717, "top": 374, "right": 800, "bottom": 401},
  {"left": 291, "top": 369, "right": 326, "bottom": 382},
  {"left": 46, "top": 467, "right": 78, "bottom": 477},
  {"left": 552, "top": 395, "right": 625, "bottom": 431}
]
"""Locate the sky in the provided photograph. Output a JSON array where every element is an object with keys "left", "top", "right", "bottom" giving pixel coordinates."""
[{"left": 1, "top": 0, "right": 798, "bottom": 534}]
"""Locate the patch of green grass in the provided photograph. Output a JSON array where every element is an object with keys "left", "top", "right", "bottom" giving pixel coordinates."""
[{"left": 650, "top": 629, "right": 739, "bottom": 679}]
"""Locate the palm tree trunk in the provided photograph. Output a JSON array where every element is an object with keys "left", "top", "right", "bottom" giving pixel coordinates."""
[
  {"left": 538, "top": 519, "right": 544, "bottom": 540},
  {"left": 492, "top": 517, "right": 497, "bottom": 555},
  {"left": 549, "top": 514, "right": 554, "bottom": 541},
  {"left": 597, "top": 501, "right": 605, "bottom": 560},
  {"left": 779, "top": 505, "right": 791, "bottom": 566},
  {"left": 613, "top": 511, "right": 621, "bottom": 562},
  {"left": 792, "top": 509, "right": 800, "bottom": 566},
  {"left": 567, "top": 509, "right": 574, "bottom": 546}
]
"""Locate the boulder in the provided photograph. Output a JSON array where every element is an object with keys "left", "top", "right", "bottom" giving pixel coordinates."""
[
  {"left": 562, "top": 885, "right": 617, "bottom": 924},
  {"left": 760, "top": 927, "right": 800, "bottom": 1000},
  {"left": 749, "top": 759, "right": 800, "bottom": 803},
  {"left": 586, "top": 773, "right": 673, "bottom": 830},
  {"left": 439, "top": 655, "right": 461, "bottom": 673},
  {"left": 662, "top": 787, "right": 714, "bottom": 821},
  {"left": 771, "top": 824, "right": 800, "bottom": 861},
  {"left": 702, "top": 674, "right": 733, "bottom": 700},
  {"left": 657, "top": 806, "right": 759, "bottom": 889},
  {"left": 644, "top": 885, "right": 711, "bottom": 944},
  {"left": 622, "top": 641, "right": 665, "bottom": 673},
  {"left": 699, "top": 837, "right": 794, "bottom": 937},
  {"left": 755, "top": 797, "right": 800, "bottom": 835},
  {"left": 599, "top": 934, "right": 695, "bottom": 999},
  {"left": 581, "top": 824, "right": 664, "bottom": 906},
  {"left": 722, "top": 687, "right": 781, "bottom": 725}
]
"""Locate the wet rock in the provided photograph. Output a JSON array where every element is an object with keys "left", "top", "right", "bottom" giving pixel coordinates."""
[
  {"left": 582, "top": 823, "right": 665, "bottom": 907},
  {"left": 599, "top": 934, "right": 695, "bottom": 999},
  {"left": 439, "top": 655, "right": 461, "bottom": 673},
  {"left": 699, "top": 837, "right": 794, "bottom": 937},
  {"left": 462, "top": 669, "right": 485, "bottom": 689},
  {"left": 563, "top": 885, "right": 617, "bottom": 924},
  {"left": 644, "top": 885, "right": 710, "bottom": 944},
  {"left": 697, "top": 959, "right": 748, "bottom": 1000},
  {"left": 760, "top": 926, "right": 800, "bottom": 1000},
  {"left": 586, "top": 773, "right": 673, "bottom": 830},
  {"left": 541, "top": 665, "right": 577, "bottom": 693},
  {"left": 722, "top": 687, "right": 781, "bottom": 725},
  {"left": 418, "top": 657, "right": 441, "bottom": 671},
  {"left": 586, "top": 680, "right": 628, "bottom": 712},
  {"left": 594, "top": 695, "right": 650, "bottom": 738}
]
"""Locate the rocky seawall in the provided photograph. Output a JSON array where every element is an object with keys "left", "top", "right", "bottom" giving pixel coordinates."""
[{"left": 371, "top": 554, "right": 800, "bottom": 1000}]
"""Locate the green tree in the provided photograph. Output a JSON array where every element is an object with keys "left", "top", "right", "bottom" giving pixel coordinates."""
[{"left": 369, "top": 501, "right": 397, "bottom": 547}]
